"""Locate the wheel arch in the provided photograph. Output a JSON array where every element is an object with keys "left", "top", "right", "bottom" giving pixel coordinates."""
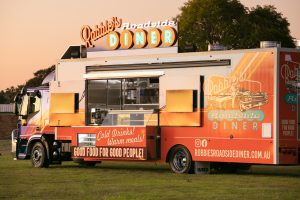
[{"left": 26, "top": 134, "right": 55, "bottom": 159}]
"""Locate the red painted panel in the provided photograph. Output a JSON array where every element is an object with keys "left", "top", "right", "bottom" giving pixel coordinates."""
[{"left": 278, "top": 51, "right": 300, "bottom": 164}]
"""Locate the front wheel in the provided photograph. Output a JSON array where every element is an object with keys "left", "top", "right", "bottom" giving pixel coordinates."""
[
  {"left": 31, "top": 142, "right": 49, "bottom": 168},
  {"left": 169, "top": 145, "right": 192, "bottom": 173}
]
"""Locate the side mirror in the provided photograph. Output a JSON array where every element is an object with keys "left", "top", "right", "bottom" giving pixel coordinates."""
[
  {"left": 14, "top": 94, "right": 22, "bottom": 116},
  {"left": 14, "top": 101, "right": 19, "bottom": 115},
  {"left": 34, "top": 90, "right": 41, "bottom": 98},
  {"left": 30, "top": 96, "right": 36, "bottom": 103},
  {"left": 21, "top": 88, "right": 27, "bottom": 96}
]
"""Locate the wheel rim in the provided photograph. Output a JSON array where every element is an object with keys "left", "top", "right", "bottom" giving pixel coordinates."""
[
  {"left": 32, "top": 148, "right": 42, "bottom": 166},
  {"left": 172, "top": 150, "right": 188, "bottom": 172}
]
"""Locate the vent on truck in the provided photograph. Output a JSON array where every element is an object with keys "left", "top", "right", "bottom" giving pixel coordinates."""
[
  {"left": 61, "top": 45, "right": 87, "bottom": 59},
  {"left": 260, "top": 41, "right": 281, "bottom": 48}
]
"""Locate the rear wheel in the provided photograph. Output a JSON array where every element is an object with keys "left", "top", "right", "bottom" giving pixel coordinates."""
[
  {"left": 31, "top": 142, "right": 49, "bottom": 168},
  {"left": 169, "top": 145, "right": 192, "bottom": 173}
]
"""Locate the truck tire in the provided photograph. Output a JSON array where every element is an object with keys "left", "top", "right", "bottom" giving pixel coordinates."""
[
  {"left": 169, "top": 145, "right": 192, "bottom": 173},
  {"left": 31, "top": 142, "right": 49, "bottom": 168}
]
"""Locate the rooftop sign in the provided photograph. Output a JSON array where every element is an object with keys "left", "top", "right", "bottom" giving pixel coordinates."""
[{"left": 80, "top": 17, "right": 178, "bottom": 51}]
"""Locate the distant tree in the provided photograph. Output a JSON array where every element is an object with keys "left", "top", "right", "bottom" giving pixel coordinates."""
[
  {"left": 0, "top": 65, "right": 55, "bottom": 103},
  {"left": 241, "top": 5, "right": 295, "bottom": 48},
  {"left": 176, "top": 0, "right": 247, "bottom": 51},
  {"left": 25, "top": 65, "right": 55, "bottom": 87},
  {"left": 0, "top": 90, "right": 7, "bottom": 103},
  {"left": 0, "top": 85, "right": 23, "bottom": 104},
  {"left": 176, "top": 0, "right": 295, "bottom": 51}
]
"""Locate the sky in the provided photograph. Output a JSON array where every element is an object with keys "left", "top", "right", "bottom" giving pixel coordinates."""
[{"left": 0, "top": 0, "right": 299, "bottom": 90}]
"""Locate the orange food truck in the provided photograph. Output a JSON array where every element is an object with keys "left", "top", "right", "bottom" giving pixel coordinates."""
[{"left": 12, "top": 17, "right": 300, "bottom": 173}]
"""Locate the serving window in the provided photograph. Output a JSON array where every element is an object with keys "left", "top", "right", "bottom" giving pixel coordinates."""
[
  {"left": 123, "top": 77, "right": 159, "bottom": 110},
  {"left": 87, "top": 77, "right": 159, "bottom": 125}
]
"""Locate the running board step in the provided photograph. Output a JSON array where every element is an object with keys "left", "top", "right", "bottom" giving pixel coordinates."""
[{"left": 17, "top": 153, "right": 27, "bottom": 160}]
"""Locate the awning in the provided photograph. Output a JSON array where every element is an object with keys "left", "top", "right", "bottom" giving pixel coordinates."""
[{"left": 83, "top": 70, "right": 165, "bottom": 79}]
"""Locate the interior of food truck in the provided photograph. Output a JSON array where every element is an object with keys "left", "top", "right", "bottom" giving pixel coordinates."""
[{"left": 86, "top": 77, "right": 159, "bottom": 126}]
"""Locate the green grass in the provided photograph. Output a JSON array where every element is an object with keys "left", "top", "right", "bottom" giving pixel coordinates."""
[{"left": 1, "top": 140, "right": 300, "bottom": 200}]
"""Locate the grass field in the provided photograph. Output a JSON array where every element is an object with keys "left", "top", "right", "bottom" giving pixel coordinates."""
[{"left": 1, "top": 140, "right": 300, "bottom": 200}]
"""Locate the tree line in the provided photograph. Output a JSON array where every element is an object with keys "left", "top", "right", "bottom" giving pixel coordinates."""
[
  {"left": 176, "top": 0, "right": 295, "bottom": 51},
  {"left": 0, "top": 65, "right": 55, "bottom": 104}
]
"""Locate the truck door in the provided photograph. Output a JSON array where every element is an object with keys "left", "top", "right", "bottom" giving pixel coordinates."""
[{"left": 14, "top": 91, "right": 42, "bottom": 158}]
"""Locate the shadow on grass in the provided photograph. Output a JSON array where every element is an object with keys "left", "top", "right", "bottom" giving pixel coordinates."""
[
  {"left": 49, "top": 161, "right": 171, "bottom": 173},
  {"left": 210, "top": 166, "right": 300, "bottom": 178},
  {"left": 245, "top": 170, "right": 300, "bottom": 178},
  {"left": 48, "top": 162, "right": 300, "bottom": 177}
]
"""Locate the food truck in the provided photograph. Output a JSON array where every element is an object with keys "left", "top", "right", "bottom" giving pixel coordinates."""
[{"left": 12, "top": 17, "right": 300, "bottom": 173}]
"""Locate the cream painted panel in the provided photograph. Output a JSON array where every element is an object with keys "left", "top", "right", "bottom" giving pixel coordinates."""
[
  {"left": 50, "top": 80, "right": 85, "bottom": 109},
  {"left": 159, "top": 66, "right": 230, "bottom": 108},
  {"left": 56, "top": 51, "right": 245, "bottom": 82}
]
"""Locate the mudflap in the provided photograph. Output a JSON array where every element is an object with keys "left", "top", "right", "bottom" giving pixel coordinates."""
[{"left": 194, "top": 161, "right": 211, "bottom": 174}]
